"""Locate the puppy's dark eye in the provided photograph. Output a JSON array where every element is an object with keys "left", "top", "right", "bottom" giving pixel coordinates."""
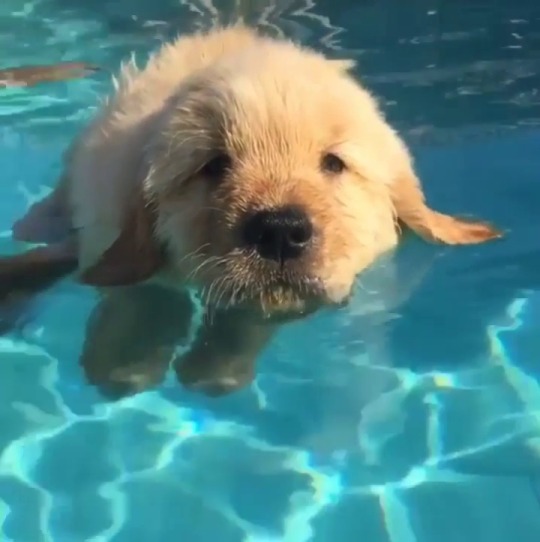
[
  {"left": 321, "top": 152, "right": 346, "bottom": 175},
  {"left": 200, "top": 153, "right": 232, "bottom": 181}
]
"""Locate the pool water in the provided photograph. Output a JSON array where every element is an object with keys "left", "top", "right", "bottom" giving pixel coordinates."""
[{"left": 1, "top": 0, "right": 540, "bottom": 540}]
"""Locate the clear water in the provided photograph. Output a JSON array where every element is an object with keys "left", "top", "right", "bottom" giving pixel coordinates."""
[{"left": 1, "top": 0, "right": 540, "bottom": 540}]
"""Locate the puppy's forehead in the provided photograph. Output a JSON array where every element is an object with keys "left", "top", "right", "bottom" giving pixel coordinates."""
[
  {"left": 229, "top": 72, "right": 345, "bottom": 122},
  {"left": 192, "top": 55, "right": 361, "bottom": 151}
]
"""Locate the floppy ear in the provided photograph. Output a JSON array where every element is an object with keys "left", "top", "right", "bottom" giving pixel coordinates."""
[
  {"left": 392, "top": 169, "right": 502, "bottom": 245},
  {"left": 79, "top": 190, "right": 166, "bottom": 287}
]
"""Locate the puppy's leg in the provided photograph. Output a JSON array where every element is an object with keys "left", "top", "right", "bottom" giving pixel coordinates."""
[
  {"left": 2, "top": 180, "right": 76, "bottom": 331},
  {"left": 175, "top": 309, "right": 277, "bottom": 397},
  {"left": 80, "top": 284, "right": 194, "bottom": 400},
  {"left": 0, "top": 240, "right": 78, "bottom": 333},
  {"left": 0, "top": 241, "right": 77, "bottom": 296}
]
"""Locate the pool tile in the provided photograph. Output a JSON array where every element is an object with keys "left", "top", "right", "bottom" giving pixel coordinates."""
[
  {"left": 32, "top": 420, "right": 119, "bottom": 540},
  {"left": 405, "top": 476, "right": 540, "bottom": 542},
  {"left": 310, "top": 493, "right": 389, "bottom": 542},
  {"left": 113, "top": 475, "right": 246, "bottom": 542}
]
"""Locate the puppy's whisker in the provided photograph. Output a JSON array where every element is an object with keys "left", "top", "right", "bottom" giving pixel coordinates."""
[
  {"left": 177, "top": 243, "right": 210, "bottom": 265},
  {"left": 196, "top": 256, "right": 227, "bottom": 282},
  {"left": 214, "top": 274, "right": 233, "bottom": 310},
  {"left": 208, "top": 273, "right": 228, "bottom": 309},
  {"left": 187, "top": 248, "right": 241, "bottom": 285},
  {"left": 185, "top": 255, "right": 223, "bottom": 282},
  {"left": 227, "top": 276, "right": 247, "bottom": 309},
  {"left": 203, "top": 275, "right": 223, "bottom": 310},
  {"left": 208, "top": 276, "right": 231, "bottom": 326},
  {"left": 225, "top": 276, "right": 239, "bottom": 308},
  {"left": 201, "top": 279, "right": 218, "bottom": 326}
]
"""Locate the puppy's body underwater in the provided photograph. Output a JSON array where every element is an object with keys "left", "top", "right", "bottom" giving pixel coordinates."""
[{"left": 3, "top": 25, "right": 501, "bottom": 396}]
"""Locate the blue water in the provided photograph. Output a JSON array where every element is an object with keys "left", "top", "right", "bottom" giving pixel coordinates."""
[{"left": 1, "top": 0, "right": 540, "bottom": 540}]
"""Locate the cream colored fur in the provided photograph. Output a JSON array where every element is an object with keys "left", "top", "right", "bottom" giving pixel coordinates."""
[{"left": 32, "top": 24, "right": 499, "bottom": 315}]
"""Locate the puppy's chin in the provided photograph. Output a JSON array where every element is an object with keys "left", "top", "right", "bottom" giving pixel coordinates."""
[
  {"left": 194, "top": 259, "right": 352, "bottom": 321},
  {"left": 211, "top": 279, "right": 326, "bottom": 322}
]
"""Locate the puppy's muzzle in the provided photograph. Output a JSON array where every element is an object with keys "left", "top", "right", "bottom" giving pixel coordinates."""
[{"left": 241, "top": 205, "right": 313, "bottom": 263}]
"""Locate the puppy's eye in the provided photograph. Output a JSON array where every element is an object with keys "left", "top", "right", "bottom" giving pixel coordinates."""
[
  {"left": 321, "top": 152, "right": 346, "bottom": 175},
  {"left": 200, "top": 153, "right": 232, "bottom": 181}
]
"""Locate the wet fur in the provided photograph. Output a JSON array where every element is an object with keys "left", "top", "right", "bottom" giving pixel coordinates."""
[{"left": 4, "top": 25, "right": 501, "bottom": 397}]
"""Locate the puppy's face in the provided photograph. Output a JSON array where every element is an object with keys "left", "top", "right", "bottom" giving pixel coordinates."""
[
  {"left": 80, "top": 43, "right": 499, "bottom": 314},
  {"left": 150, "top": 54, "right": 400, "bottom": 317}
]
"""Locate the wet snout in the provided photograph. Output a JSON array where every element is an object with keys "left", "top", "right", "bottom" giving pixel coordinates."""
[{"left": 240, "top": 204, "right": 314, "bottom": 263}]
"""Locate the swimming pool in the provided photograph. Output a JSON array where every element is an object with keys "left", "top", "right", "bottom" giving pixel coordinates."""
[{"left": 1, "top": 0, "right": 540, "bottom": 540}]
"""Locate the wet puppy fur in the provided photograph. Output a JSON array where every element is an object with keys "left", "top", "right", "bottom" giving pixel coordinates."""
[{"left": 4, "top": 25, "right": 501, "bottom": 398}]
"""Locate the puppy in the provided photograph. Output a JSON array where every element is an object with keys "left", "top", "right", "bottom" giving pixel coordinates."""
[{"left": 5, "top": 25, "right": 501, "bottom": 397}]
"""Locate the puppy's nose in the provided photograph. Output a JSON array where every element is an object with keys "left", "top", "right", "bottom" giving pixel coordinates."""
[{"left": 242, "top": 205, "right": 313, "bottom": 262}]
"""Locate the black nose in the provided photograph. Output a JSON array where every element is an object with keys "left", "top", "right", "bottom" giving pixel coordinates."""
[{"left": 242, "top": 205, "right": 313, "bottom": 262}]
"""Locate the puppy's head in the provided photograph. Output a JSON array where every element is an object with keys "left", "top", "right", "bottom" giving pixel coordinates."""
[{"left": 81, "top": 41, "right": 501, "bottom": 317}]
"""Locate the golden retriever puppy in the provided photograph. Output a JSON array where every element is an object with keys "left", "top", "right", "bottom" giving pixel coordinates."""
[{"left": 5, "top": 25, "right": 501, "bottom": 397}]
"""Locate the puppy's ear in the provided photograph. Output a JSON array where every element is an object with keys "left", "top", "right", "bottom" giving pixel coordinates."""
[
  {"left": 329, "top": 59, "right": 356, "bottom": 72},
  {"left": 392, "top": 169, "right": 502, "bottom": 245},
  {"left": 79, "top": 190, "right": 165, "bottom": 286}
]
